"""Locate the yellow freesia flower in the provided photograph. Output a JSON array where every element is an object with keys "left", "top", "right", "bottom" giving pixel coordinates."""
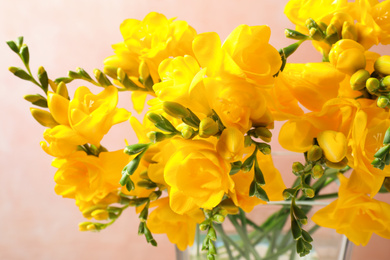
[
  {"left": 53, "top": 150, "right": 129, "bottom": 210},
  {"left": 104, "top": 12, "right": 196, "bottom": 83},
  {"left": 68, "top": 85, "right": 130, "bottom": 146},
  {"left": 193, "top": 25, "right": 282, "bottom": 87},
  {"left": 312, "top": 174, "right": 390, "bottom": 246},
  {"left": 40, "top": 125, "right": 88, "bottom": 157},
  {"left": 272, "top": 63, "right": 345, "bottom": 114},
  {"left": 317, "top": 130, "right": 347, "bottom": 163},
  {"left": 148, "top": 197, "right": 204, "bottom": 251},
  {"left": 279, "top": 98, "right": 360, "bottom": 153},
  {"left": 216, "top": 127, "right": 245, "bottom": 162},
  {"left": 329, "top": 39, "right": 366, "bottom": 75},
  {"left": 229, "top": 150, "right": 286, "bottom": 212},
  {"left": 347, "top": 99, "right": 390, "bottom": 196},
  {"left": 205, "top": 77, "right": 269, "bottom": 133},
  {"left": 153, "top": 55, "right": 211, "bottom": 116},
  {"left": 164, "top": 137, "right": 234, "bottom": 214}
]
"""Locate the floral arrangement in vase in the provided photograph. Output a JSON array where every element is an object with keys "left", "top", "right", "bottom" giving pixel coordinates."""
[{"left": 7, "top": 0, "right": 390, "bottom": 259}]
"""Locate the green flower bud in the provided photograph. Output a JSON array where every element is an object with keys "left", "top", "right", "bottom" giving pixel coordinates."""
[
  {"left": 309, "top": 28, "right": 323, "bottom": 41},
  {"left": 312, "top": 164, "right": 324, "bottom": 179},
  {"left": 163, "top": 101, "right": 190, "bottom": 119},
  {"left": 374, "top": 55, "right": 390, "bottom": 75},
  {"left": 303, "top": 187, "right": 315, "bottom": 198},
  {"left": 199, "top": 222, "right": 209, "bottom": 231},
  {"left": 207, "top": 227, "right": 217, "bottom": 241},
  {"left": 350, "top": 69, "right": 370, "bottom": 91},
  {"left": 284, "top": 29, "right": 308, "bottom": 40},
  {"left": 199, "top": 117, "right": 219, "bottom": 138},
  {"left": 147, "top": 131, "right": 166, "bottom": 143},
  {"left": 307, "top": 145, "right": 323, "bottom": 162},
  {"left": 24, "top": 94, "right": 48, "bottom": 108},
  {"left": 30, "top": 108, "right": 58, "bottom": 128},
  {"left": 146, "top": 112, "right": 161, "bottom": 124},
  {"left": 181, "top": 125, "right": 194, "bottom": 139},
  {"left": 124, "top": 143, "right": 149, "bottom": 155},
  {"left": 366, "top": 77, "right": 380, "bottom": 93},
  {"left": 212, "top": 214, "right": 225, "bottom": 223},
  {"left": 292, "top": 162, "right": 304, "bottom": 175},
  {"left": 377, "top": 96, "right": 389, "bottom": 108},
  {"left": 254, "top": 127, "right": 272, "bottom": 142},
  {"left": 381, "top": 76, "right": 390, "bottom": 88},
  {"left": 283, "top": 188, "right": 296, "bottom": 200}
]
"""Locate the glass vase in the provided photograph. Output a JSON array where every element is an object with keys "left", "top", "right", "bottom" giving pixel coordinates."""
[{"left": 176, "top": 201, "right": 353, "bottom": 260}]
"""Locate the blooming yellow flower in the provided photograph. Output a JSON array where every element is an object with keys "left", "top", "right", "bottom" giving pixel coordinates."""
[
  {"left": 153, "top": 55, "right": 211, "bottom": 116},
  {"left": 164, "top": 137, "right": 234, "bottom": 214},
  {"left": 104, "top": 12, "right": 196, "bottom": 83},
  {"left": 193, "top": 25, "right": 282, "bottom": 87},
  {"left": 279, "top": 98, "right": 360, "bottom": 153},
  {"left": 329, "top": 39, "right": 366, "bottom": 75},
  {"left": 53, "top": 150, "right": 129, "bottom": 210},
  {"left": 68, "top": 85, "right": 130, "bottom": 146},
  {"left": 148, "top": 197, "right": 204, "bottom": 251},
  {"left": 312, "top": 174, "right": 390, "bottom": 246}
]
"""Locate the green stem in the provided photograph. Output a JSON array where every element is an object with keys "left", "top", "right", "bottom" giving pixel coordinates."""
[
  {"left": 214, "top": 224, "right": 246, "bottom": 258},
  {"left": 228, "top": 215, "right": 261, "bottom": 260}
]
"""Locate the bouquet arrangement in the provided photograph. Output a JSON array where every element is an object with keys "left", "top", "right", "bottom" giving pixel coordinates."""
[{"left": 7, "top": 0, "right": 390, "bottom": 259}]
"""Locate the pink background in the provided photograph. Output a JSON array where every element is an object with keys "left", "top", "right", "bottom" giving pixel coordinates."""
[{"left": 1, "top": 0, "right": 389, "bottom": 259}]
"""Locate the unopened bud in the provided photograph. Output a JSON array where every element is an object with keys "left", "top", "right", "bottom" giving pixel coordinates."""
[
  {"left": 91, "top": 209, "right": 109, "bottom": 220},
  {"left": 138, "top": 60, "right": 150, "bottom": 81},
  {"left": 78, "top": 222, "right": 90, "bottom": 231},
  {"left": 56, "top": 82, "right": 69, "bottom": 98},
  {"left": 384, "top": 177, "right": 390, "bottom": 192},
  {"left": 30, "top": 108, "right": 58, "bottom": 128},
  {"left": 181, "top": 125, "right": 194, "bottom": 139},
  {"left": 374, "top": 55, "right": 390, "bottom": 76},
  {"left": 284, "top": 29, "right": 308, "bottom": 40},
  {"left": 303, "top": 187, "right": 315, "bottom": 198},
  {"left": 103, "top": 65, "right": 118, "bottom": 79},
  {"left": 212, "top": 214, "right": 225, "bottom": 223},
  {"left": 199, "top": 222, "right": 209, "bottom": 231},
  {"left": 309, "top": 28, "right": 323, "bottom": 41},
  {"left": 163, "top": 101, "right": 190, "bottom": 119},
  {"left": 146, "top": 112, "right": 161, "bottom": 124},
  {"left": 199, "top": 117, "right": 219, "bottom": 138},
  {"left": 377, "top": 96, "right": 389, "bottom": 108},
  {"left": 350, "top": 69, "right": 370, "bottom": 91},
  {"left": 254, "top": 127, "right": 272, "bottom": 142},
  {"left": 312, "top": 164, "right": 324, "bottom": 179},
  {"left": 292, "top": 162, "right": 304, "bottom": 174},
  {"left": 307, "top": 145, "right": 323, "bottom": 162},
  {"left": 147, "top": 131, "right": 166, "bottom": 143},
  {"left": 87, "top": 224, "right": 97, "bottom": 231},
  {"left": 366, "top": 77, "right": 380, "bottom": 93},
  {"left": 341, "top": 21, "right": 357, "bottom": 41},
  {"left": 283, "top": 188, "right": 296, "bottom": 200}
]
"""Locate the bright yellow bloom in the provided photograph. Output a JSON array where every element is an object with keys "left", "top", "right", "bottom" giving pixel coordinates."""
[
  {"left": 68, "top": 85, "right": 130, "bottom": 146},
  {"left": 347, "top": 99, "right": 390, "bottom": 196},
  {"left": 216, "top": 127, "right": 245, "bottom": 162},
  {"left": 193, "top": 25, "right": 282, "bottom": 87},
  {"left": 104, "top": 12, "right": 196, "bottom": 83},
  {"left": 148, "top": 197, "right": 204, "bottom": 251},
  {"left": 279, "top": 98, "right": 360, "bottom": 153},
  {"left": 317, "top": 130, "right": 347, "bottom": 163},
  {"left": 164, "top": 137, "right": 234, "bottom": 214},
  {"left": 229, "top": 151, "right": 286, "bottom": 212},
  {"left": 153, "top": 55, "right": 211, "bottom": 116},
  {"left": 40, "top": 125, "right": 88, "bottom": 157},
  {"left": 53, "top": 150, "right": 129, "bottom": 209},
  {"left": 312, "top": 174, "right": 390, "bottom": 246},
  {"left": 47, "top": 92, "right": 70, "bottom": 126},
  {"left": 272, "top": 63, "right": 345, "bottom": 115},
  {"left": 329, "top": 39, "right": 366, "bottom": 75},
  {"left": 205, "top": 78, "right": 269, "bottom": 133}
]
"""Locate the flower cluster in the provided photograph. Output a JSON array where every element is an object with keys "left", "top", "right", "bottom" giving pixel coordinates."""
[{"left": 7, "top": 0, "right": 390, "bottom": 259}]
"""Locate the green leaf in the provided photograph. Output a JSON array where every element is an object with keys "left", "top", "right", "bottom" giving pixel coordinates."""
[{"left": 6, "top": 41, "right": 19, "bottom": 53}]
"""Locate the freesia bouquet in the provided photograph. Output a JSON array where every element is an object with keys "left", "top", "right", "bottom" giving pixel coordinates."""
[{"left": 7, "top": 0, "right": 390, "bottom": 259}]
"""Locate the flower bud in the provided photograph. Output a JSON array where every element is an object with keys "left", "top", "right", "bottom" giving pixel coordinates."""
[
  {"left": 146, "top": 112, "right": 161, "bottom": 124},
  {"left": 87, "top": 224, "right": 97, "bottom": 231},
  {"left": 78, "top": 222, "right": 90, "bottom": 231},
  {"left": 366, "top": 77, "right": 380, "bottom": 94},
  {"left": 30, "top": 108, "right": 58, "bottom": 128},
  {"left": 217, "top": 127, "right": 245, "bottom": 161},
  {"left": 374, "top": 55, "right": 390, "bottom": 76},
  {"left": 350, "top": 69, "right": 370, "bottom": 91},
  {"left": 341, "top": 21, "right": 357, "bottom": 41},
  {"left": 91, "top": 209, "right": 109, "bottom": 220},
  {"left": 254, "top": 127, "right": 272, "bottom": 143},
  {"left": 163, "top": 101, "right": 190, "bottom": 119},
  {"left": 317, "top": 130, "right": 347, "bottom": 163},
  {"left": 181, "top": 125, "right": 194, "bottom": 139},
  {"left": 283, "top": 188, "right": 296, "bottom": 200},
  {"left": 377, "top": 96, "right": 389, "bottom": 108},
  {"left": 292, "top": 162, "right": 304, "bottom": 174},
  {"left": 307, "top": 145, "right": 323, "bottom": 162},
  {"left": 309, "top": 28, "right": 323, "bottom": 41},
  {"left": 124, "top": 143, "right": 149, "bottom": 155},
  {"left": 199, "top": 117, "right": 219, "bottom": 138},
  {"left": 384, "top": 177, "right": 390, "bottom": 192},
  {"left": 147, "top": 131, "right": 166, "bottom": 143},
  {"left": 56, "top": 81, "right": 69, "bottom": 98},
  {"left": 381, "top": 76, "right": 390, "bottom": 89},
  {"left": 329, "top": 39, "right": 366, "bottom": 75},
  {"left": 212, "top": 214, "right": 225, "bottom": 223},
  {"left": 303, "top": 187, "right": 315, "bottom": 198},
  {"left": 311, "top": 164, "right": 324, "bottom": 179},
  {"left": 138, "top": 60, "right": 150, "bottom": 81}
]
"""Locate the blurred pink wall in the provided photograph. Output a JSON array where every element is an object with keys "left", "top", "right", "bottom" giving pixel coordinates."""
[{"left": 1, "top": 0, "right": 389, "bottom": 259}]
